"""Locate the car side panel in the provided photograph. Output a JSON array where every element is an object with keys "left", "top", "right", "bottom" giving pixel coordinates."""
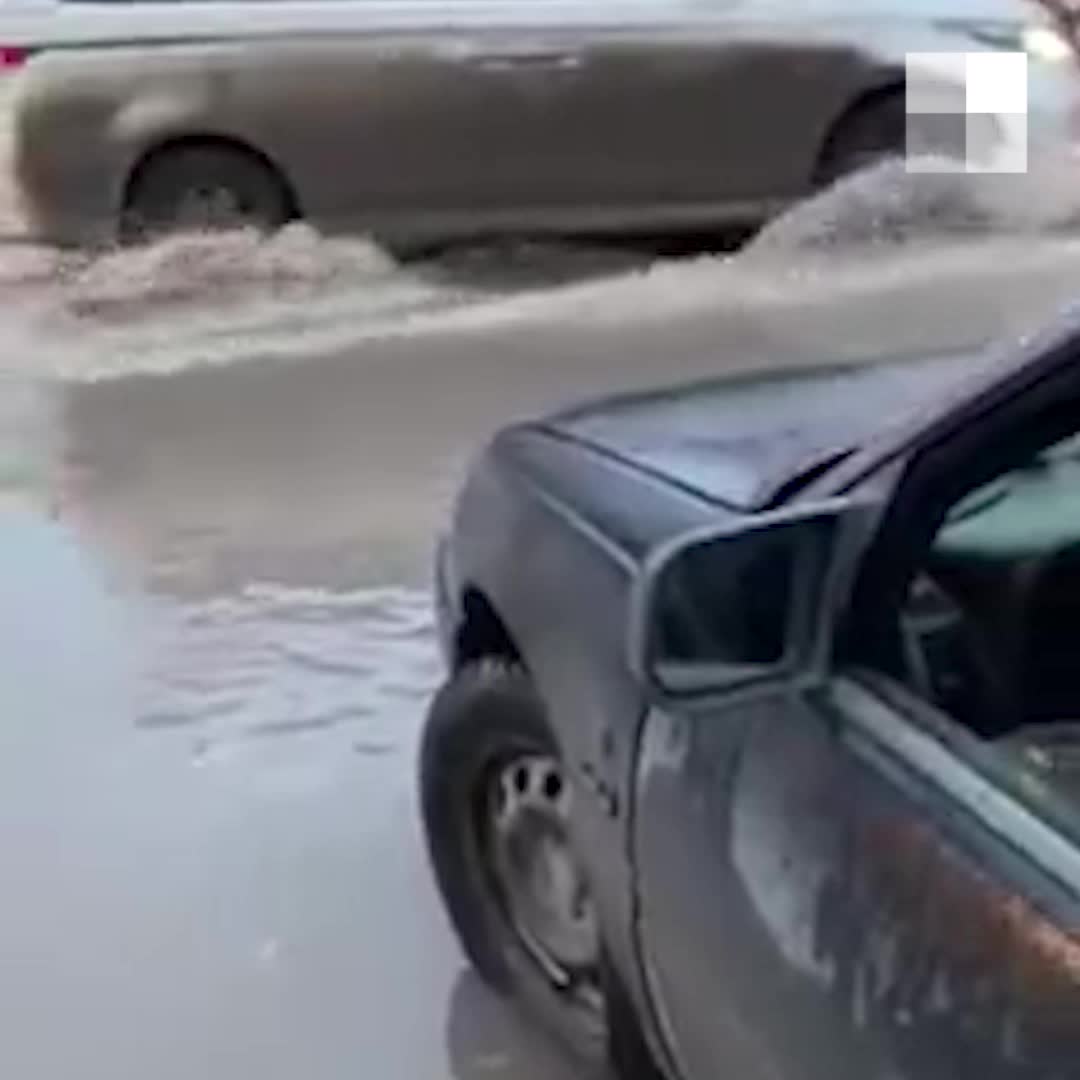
[
  {"left": 10, "top": 8, "right": 988, "bottom": 245},
  {"left": 443, "top": 430, "right": 726, "bottom": 1064},
  {"left": 589, "top": 20, "right": 892, "bottom": 208},
  {"left": 447, "top": 445, "right": 650, "bottom": 1042},
  {"left": 15, "top": 31, "right": 553, "bottom": 242},
  {"left": 634, "top": 670, "right": 1080, "bottom": 1080},
  {"left": 216, "top": 31, "right": 595, "bottom": 235},
  {"left": 634, "top": 689, "right": 878, "bottom": 1080},
  {"left": 450, "top": 23, "right": 880, "bottom": 219},
  {"left": 816, "top": 680, "right": 1080, "bottom": 1079}
]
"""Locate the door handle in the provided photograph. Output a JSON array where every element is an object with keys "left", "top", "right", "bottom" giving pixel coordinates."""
[{"left": 471, "top": 50, "right": 582, "bottom": 72}]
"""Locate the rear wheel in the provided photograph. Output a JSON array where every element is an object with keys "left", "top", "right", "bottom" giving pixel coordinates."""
[
  {"left": 419, "top": 659, "right": 662, "bottom": 1078},
  {"left": 121, "top": 144, "right": 293, "bottom": 243}
]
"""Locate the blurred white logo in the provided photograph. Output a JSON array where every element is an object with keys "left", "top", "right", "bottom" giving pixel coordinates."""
[{"left": 905, "top": 51, "right": 1028, "bottom": 174}]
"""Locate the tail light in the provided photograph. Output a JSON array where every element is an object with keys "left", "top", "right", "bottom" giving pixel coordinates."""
[{"left": 0, "top": 47, "right": 29, "bottom": 71}]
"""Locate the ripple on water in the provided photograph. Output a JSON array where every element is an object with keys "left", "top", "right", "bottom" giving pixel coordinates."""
[{"left": 135, "top": 583, "right": 441, "bottom": 761}]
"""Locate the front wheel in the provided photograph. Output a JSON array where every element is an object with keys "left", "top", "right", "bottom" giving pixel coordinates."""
[
  {"left": 419, "top": 659, "right": 662, "bottom": 1078},
  {"left": 121, "top": 144, "right": 294, "bottom": 243}
]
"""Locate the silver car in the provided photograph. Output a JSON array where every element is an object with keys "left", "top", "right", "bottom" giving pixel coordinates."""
[{"left": 4, "top": 0, "right": 1080, "bottom": 247}]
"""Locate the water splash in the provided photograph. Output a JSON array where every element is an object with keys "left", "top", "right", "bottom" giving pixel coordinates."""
[
  {"left": 2, "top": 154, "right": 1080, "bottom": 384},
  {"left": 59, "top": 225, "right": 411, "bottom": 320},
  {"left": 748, "top": 151, "right": 1080, "bottom": 259}
]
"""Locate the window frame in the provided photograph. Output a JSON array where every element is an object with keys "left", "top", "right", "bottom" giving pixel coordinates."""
[{"left": 837, "top": 340, "right": 1080, "bottom": 852}]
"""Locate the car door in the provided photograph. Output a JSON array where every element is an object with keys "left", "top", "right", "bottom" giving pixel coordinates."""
[
  {"left": 465, "top": 0, "right": 862, "bottom": 224},
  {"left": 210, "top": 1, "right": 584, "bottom": 234},
  {"left": 813, "top": 674, "right": 1080, "bottom": 1079},
  {"left": 632, "top": 353, "right": 1080, "bottom": 1080},
  {"left": 223, "top": 0, "right": 852, "bottom": 235},
  {"left": 333, "top": 0, "right": 772, "bottom": 226},
  {"left": 634, "top": 681, "right": 888, "bottom": 1080},
  {"left": 634, "top": 624, "right": 1080, "bottom": 1080}
]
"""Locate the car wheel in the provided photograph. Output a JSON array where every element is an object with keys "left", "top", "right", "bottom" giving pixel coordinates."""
[
  {"left": 121, "top": 144, "right": 293, "bottom": 243},
  {"left": 419, "top": 659, "right": 661, "bottom": 1079},
  {"left": 815, "top": 93, "right": 908, "bottom": 187}
]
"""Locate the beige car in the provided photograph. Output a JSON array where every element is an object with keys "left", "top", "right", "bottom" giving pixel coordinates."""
[{"left": 4, "top": 0, "right": 1080, "bottom": 248}]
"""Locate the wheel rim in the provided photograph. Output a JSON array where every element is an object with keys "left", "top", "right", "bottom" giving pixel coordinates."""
[
  {"left": 480, "top": 752, "right": 602, "bottom": 1005},
  {"left": 172, "top": 183, "right": 256, "bottom": 230}
]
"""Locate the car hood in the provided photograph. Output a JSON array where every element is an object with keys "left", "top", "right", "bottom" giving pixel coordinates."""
[{"left": 547, "top": 348, "right": 997, "bottom": 513}]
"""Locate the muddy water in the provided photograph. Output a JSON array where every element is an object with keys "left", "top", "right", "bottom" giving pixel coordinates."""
[{"left": 8, "top": 161, "right": 1080, "bottom": 1079}]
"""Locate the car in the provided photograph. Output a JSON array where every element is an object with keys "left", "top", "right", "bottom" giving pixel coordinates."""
[
  {"left": 4, "top": 0, "right": 1080, "bottom": 247},
  {"left": 418, "top": 310, "right": 1080, "bottom": 1080}
]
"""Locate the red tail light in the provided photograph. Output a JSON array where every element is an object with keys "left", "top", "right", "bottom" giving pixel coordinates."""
[{"left": 0, "top": 47, "right": 29, "bottom": 71}]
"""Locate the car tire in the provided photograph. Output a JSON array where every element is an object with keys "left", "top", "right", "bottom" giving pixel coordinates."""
[
  {"left": 815, "top": 93, "right": 908, "bottom": 187},
  {"left": 419, "top": 659, "right": 663, "bottom": 1079},
  {"left": 121, "top": 144, "right": 293, "bottom": 243}
]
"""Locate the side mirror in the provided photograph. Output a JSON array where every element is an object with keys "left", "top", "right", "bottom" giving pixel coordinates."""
[{"left": 628, "top": 499, "right": 867, "bottom": 701}]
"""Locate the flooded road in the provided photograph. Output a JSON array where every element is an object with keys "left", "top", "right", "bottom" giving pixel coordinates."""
[{"left": 8, "top": 159, "right": 1080, "bottom": 1078}]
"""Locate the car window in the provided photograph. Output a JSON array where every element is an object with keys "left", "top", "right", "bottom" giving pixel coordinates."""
[
  {"left": 829, "top": 416, "right": 1080, "bottom": 855},
  {"left": 898, "top": 428, "right": 1080, "bottom": 725},
  {"left": 936, "top": 436, "right": 1080, "bottom": 557},
  {"left": 852, "top": 424, "right": 1080, "bottom": 836}
]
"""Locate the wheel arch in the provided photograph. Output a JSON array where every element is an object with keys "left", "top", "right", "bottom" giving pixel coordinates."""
[
  {"left": 438, "top": 580, "right": 670, "bottom": 1079},
  {"left": 814, "top": 76, "right": 906, "bottom": 180},
  {"left": 453, "top": 585, "right": 524, "bottom": 671},
  {"left": 121, "top": 132, "right": 302, "bottom": 219}
]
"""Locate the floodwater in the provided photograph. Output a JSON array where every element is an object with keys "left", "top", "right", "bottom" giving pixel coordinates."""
[{"left": 9, "top": 145, "right": 1080, "bottom": 1078}]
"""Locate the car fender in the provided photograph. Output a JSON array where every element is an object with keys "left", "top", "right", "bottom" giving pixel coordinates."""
[
  {"left": 108, "top": 81, "right": 219, "bottom": 152},
  {"left": 441, "top": 430, "right": 708, "bottom": 1072}
]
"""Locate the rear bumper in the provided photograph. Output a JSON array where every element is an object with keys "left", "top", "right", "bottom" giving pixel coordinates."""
[{"left": 10, "top": 62, "right": 124, "bottom": 247}]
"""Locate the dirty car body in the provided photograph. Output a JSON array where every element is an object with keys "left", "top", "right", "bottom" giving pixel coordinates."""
[
  {"left": 6, "top": 0, "right": 1080, "bottom": 245},
  {"left": 428, "top": 313, "right": 1080, "bottom": 1079}
]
